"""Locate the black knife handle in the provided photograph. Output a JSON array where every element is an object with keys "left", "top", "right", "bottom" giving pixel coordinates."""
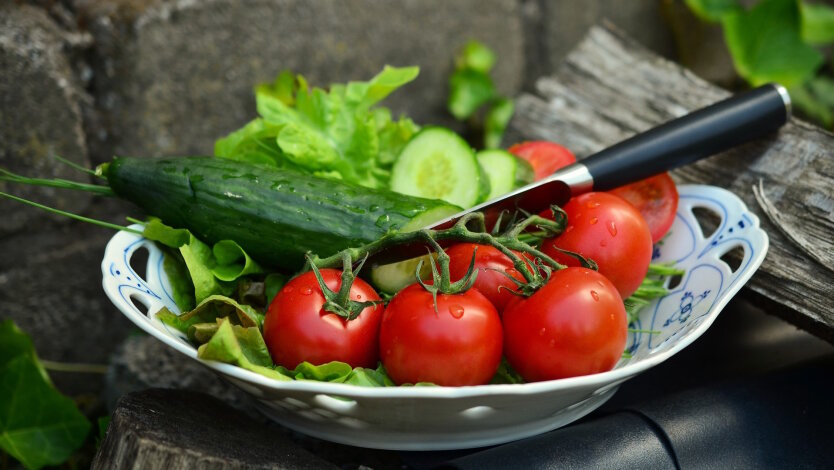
[{"left": 581, "top": 83, "right": 790, "bottom": 191}]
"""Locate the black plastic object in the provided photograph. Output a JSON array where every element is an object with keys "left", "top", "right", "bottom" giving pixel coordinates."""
[
  {"left": 440, "top": 355, "right": 834, "bottom": 470},
  {"left": 583, "top": 84, "right": 789, "bottom": 190}
]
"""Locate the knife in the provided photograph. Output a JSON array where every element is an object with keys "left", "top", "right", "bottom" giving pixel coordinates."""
[{"left": 371, "top": 83, "right": 791, "bottom": 266}]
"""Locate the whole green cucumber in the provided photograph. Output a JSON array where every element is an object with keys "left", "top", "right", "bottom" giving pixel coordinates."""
[{"left": 102, "top": 156, "right": 461, "bottom": 270}]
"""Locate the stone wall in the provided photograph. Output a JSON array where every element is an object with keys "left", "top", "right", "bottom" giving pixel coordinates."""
[{"left": 0, "top": 0, "right": 706, "bottom": 398}]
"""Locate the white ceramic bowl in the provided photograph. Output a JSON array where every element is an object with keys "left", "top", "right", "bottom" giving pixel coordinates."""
[{"left": 101, "top": 184, "right": 768, "bottom": 450}]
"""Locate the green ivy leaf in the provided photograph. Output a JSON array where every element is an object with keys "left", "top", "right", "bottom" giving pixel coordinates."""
[
  {"left": 448, "top": 68, "right": 497, "bottom": 120},
  {"left": 801, "top": 1, "right": 834, "bottom": 45},
  {"left": 789, "top": 77, "right": 834, "bottom": 128},
  {"left": 721, "top": 0, "right": 823, "bottom": 87},
  {"left": 484, "top": 97, "right": 515, "bottom": 149},
  {"left": 0, "top": 320, "right": 47, "bottom": 382},
  {"left": 455, "top": 40, "right": 497, "bottom": 74},
  {"left": 0, "top": 326, "right": 90, "bottom": 470},
  {"left": 685, "top": 0, "right": 741, "bottom": 21}
]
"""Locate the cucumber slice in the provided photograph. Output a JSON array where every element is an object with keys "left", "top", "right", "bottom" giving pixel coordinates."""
[
  {"left": 370, "top": 204, "right": 461, "bottom": 294},
  {"left": 477, "top": 149, "right": 535, "bottom": 200},
  {"left": 390, "top": 127, "right": 486, "bottom": 208}
]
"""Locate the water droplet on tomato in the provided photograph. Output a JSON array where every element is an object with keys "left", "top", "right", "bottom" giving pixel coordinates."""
[
  {"left": 356, "top": 294, "right": 362, "bottom": 300},
  {"left": 607, "top": 221, "right": 617, "bottom": 236},
  {"left": 539, "top": 327, "right": 546, "bottom": 336},
  {"left": 284, "top": 286, "right": 294, "bottom": 293},
  {"left": 589, "top": 217, "right": 598, "bottom": 225},
  {"left": 549, "top": 339, "right": 556, "bottom": 347},
  {"left": 590, "top": 290, "right": 600, "bottom": 301},
  {"left": 586, "top": 201, "right": 600, "bottom": 209},
  {"left": 301, "top": 287, "right": 313, "bottom": 295},
  {"left": 597, "top": 280, "right": 606, "bottom": 288},
  {"left": 449, "top": 304, "right": 464, "bottom": 318},
  {"left": 600, "top": 239, "right": 608, "bottom": 247},
  {"left": 565, "top": 225, "right": 574, "bottom": 233}
]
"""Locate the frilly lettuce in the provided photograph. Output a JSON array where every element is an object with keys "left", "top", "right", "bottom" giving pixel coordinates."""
[{"left": 214, "top": 66, "right": 421, "bottom": 189}]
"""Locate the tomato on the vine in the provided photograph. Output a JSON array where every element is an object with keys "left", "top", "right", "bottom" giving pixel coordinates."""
[
  {"left": 446, "top": 243, "right": 529, "bottom": 312},
  {"left": 541, "top": 192, "right": 652, "bottom": 299},
  {"left": 263, "top": 269, "right": 383, "bottom": 369},
  {"left": 502, "top": 267, "right": 627, "bottom": 382},
  {"left": 609, "top": 172, "right": 678, "bottom": 243},
  {"left": 379, "top": 283, "right": 503, "bottom": 386},
  {"left": 508, "top": 141, "right": 576, "bottom": 180}
]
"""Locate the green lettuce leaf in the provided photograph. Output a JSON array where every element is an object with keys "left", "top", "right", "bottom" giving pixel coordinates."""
[
  {"left": 211, "top": 240, "right": 265, "bottom": 282},
  {"left": 156, "top": 294, "right": 264, "bottom": 337},
  {"left": 216, "top": 66, "right": 420, "bottom": 189},
  {"left": 197, "top": 319, "right": 290, "bottom": 381},
  {"left": 140, "top": 218, "right": 265, "bottom": 307}
]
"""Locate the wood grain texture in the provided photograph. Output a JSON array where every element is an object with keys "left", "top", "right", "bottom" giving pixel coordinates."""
[{"left": 506, "top": 24, "right": 834, "bottom": 341}]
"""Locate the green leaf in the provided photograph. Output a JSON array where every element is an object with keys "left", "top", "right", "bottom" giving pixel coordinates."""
[
  {"left": 801, "top": 1, "right": 834, "bottom": 45},
  {"left": 685, "top": 0, "right": 741, "bottom": 21},
  {"left": 197, "top": 319, "right": 291, "bottom": 381},
  {"left": 374, "top": 108, "right": 420, "bottom": 166},
  {"left": 142, "top": 217, "right": 190, "bottom": 248},
  {"left": 448, "top": 69, "right": 497, "bottom": 120},
  {"left": 345, "top": 364, "right": 396, "bottom": 387},
  {"left": 95, "top": 416, "right": 109, "bottom": 449},
  {"left": 264, "top": 273, "right": 288, "bottom": 307},
  {"left": 484, "top": 97, "right": 515, "bottom": 149},
  {"left": 721, "top": 0, "right": 823, "bottom": 87},
  {"left": 490, "top": 358, "right": 524, "bottom": 384},
  {"left": 0, "top": 320, "right": 46, "bottom": 382},
  {"left": 790, "top": 77, "right": 834, "bottom": 128},
  {"left": 255, "top": 70, "right": 297, "bottom": 106},
  {"left": 211, "top": 240, "right": 265, "bottom": 282},
  {"left": 214, "top": 119, "right": 286, "bottom": 166},
  {"left": 180, "top": 234, "right": 234, "bottom": 304},
  {"left": 0, "top": 356, "right": 90, "bottom": 469},
  {"left": 281, "top": 361, "right": 353, "bottom": 382},
  {"left": 156, "top": 294, "right": 263, "bottom": 337},
  {"left": 455, "top": 40, "right": 497, "bottom": 74},
  {"left": 217, "top": 66, "right": 419, "bottom": 189},
  {"left": 276, "top": 122, "right": 343, "bottom": 169},
  {"left": 348, "top": 65, "right": 420, "bottom": 109},
  {"left": 161, "top": 250, "right": 196, "bottom": 311}
]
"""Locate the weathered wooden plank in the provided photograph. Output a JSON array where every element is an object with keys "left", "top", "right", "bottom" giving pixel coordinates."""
[
  {"left": 92, "top": 388, "right": 336, "bottom": 469},
  {"left": 507, "top": 24, "right": 834, "bottom": 341}
]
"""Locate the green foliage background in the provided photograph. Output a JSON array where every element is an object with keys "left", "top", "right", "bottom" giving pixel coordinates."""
[{"left": 685, "top": 0, "right": 834, "bottom": 129}]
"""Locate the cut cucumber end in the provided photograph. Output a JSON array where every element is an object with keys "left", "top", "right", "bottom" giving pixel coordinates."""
[{"left": 390, "top": 127, "right": 484, "bottom": 208}]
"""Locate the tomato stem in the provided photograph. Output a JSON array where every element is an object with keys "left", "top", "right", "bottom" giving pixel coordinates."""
[
  {"left": 307, "top": 211, "right": 572, "bottom": 298},
  {"left": 305, "top": 252, "right": 381, "bottom": 321}
]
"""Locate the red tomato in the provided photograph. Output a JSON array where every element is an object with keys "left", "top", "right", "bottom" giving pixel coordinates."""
[
  {"left": 446, "top": 243, "right": 529, "bottom": 312},
  {"left": 263, "top": 269, "right": 383, "bottom": 369},
  {"left": 379, "top": 284, "right": 503, "bottom": 386},
  {"left": 508, "top": 141, "right": 576, "bottom": 180},
  {"left": 609, "top": 172, "right": 679, "bottom": 243},
  {"left": 541, "top": 192, "right": 652, "bottom": 299},
  {"left": 502, "top": 267, "right": 627, "bottom": 382}
]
